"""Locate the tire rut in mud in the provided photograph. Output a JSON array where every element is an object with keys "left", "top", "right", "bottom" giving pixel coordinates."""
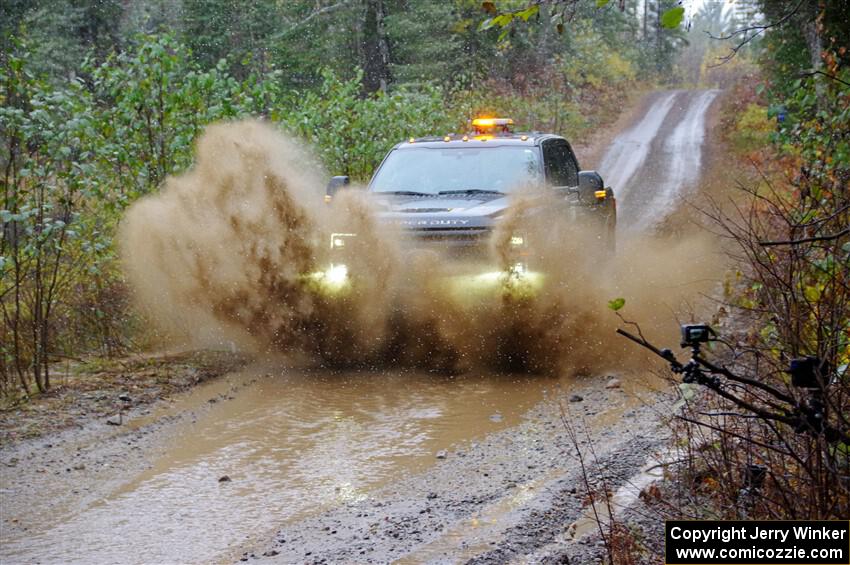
[
  {"left": 600, "top": 89, "right": 720, "bottom": 233},
  {"left": 254, "top": 383, "right": 670, "bottom": 564}
]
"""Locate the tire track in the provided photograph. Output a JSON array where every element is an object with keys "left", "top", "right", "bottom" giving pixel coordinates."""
[
  {"left": 599, "top": 89, "right": 720, "bottom": 233},
  {"left": 597, "top": 91, "right": 679, "bottom": 204}
]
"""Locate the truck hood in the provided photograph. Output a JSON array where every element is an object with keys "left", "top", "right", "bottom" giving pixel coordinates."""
[{"left": 371, "top": 193, "right": 509, "bottom": 230}]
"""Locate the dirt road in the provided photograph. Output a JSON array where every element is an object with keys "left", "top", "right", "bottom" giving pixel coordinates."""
[
  {"left": 0, "top": 89, "right": 720, "bottom": 565},
  {"left": 599, "top": 89, "right": 719, "bottom": 232}
]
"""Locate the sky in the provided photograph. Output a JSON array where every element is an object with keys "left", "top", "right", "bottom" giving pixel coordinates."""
[{"left": 683, "top": 0, "right": 754, "bottom": 20}]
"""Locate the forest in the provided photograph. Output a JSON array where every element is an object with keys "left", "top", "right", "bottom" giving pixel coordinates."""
[
  {"left": 0, "top": 0, "right": 707, "bottom": 393},
  {"left": 1, "top": 0, "right": 849, "bottom": 562}
]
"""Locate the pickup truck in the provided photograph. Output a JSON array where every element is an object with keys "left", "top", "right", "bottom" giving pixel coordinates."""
[{"left": 318, "top": 118, "right": 616, "bottom": 293}]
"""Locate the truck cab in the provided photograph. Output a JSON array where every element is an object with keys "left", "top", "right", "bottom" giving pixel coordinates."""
[{"left": 322, "top": 118, "right": 615, "bottom": 290}]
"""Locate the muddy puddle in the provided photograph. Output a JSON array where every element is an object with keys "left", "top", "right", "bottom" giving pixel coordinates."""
[
  {"left": 1, "top": 364, "right": 559, "bottom": 564},
  {"left": 393, "top": 377, "right": 661, "bottom": 564}
]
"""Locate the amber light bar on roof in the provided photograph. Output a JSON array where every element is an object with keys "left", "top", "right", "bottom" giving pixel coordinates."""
[
  {"left": 472, "top": 117, "right": 513, "bottom": 127},
  {"left": 471, "top": 117, "right": 514, "bottom": 135}
]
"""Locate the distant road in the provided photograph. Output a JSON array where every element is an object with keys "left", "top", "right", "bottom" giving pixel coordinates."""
[{"left": 598, "top": 89, "right": 720, "bottom": 232}]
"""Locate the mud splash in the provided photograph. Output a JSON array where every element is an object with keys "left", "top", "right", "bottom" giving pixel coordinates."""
[
  {"left": 121, "top": 120, "right": 721, "bottom": 374},
  {"left": 120, "top": 121, "right": 397, "bottom": 361}
]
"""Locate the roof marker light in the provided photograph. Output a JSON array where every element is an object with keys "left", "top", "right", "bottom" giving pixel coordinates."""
[
  {"left": 443, "top": 135, "right": 451, "bottom": 142},
  {"left": 520, "top": 135, "right": 528, "bottom": 141},
  {"left": 409, "top": 137, "right": 415, "bottom": 143},
  {"left": 462, "top": 135, "right": 469, "bottom": 142}
]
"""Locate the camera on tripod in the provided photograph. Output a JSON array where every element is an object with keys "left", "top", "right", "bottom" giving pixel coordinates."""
[
  {"left": 787, "top": 356, "right": 830, "bottom": 389},
  {"left": 680, "top": 324, "right": 716, "bottom": 348}
]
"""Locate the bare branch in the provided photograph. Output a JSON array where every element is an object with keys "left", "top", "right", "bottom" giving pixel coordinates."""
[
  {"left": 797, "top": 70, "right": 850, "bottom": 87},
  {"left": 272, "top": 1, "right": 355, "bottom": 40},
  {"left": 759, "top": 226, "right": 850, "bottom": 247},
  {"left": 706, "top": 0, "right": 808, "bottom": 66}
]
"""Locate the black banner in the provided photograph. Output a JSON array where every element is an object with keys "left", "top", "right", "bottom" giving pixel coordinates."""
[{"left": 665, "top": 520, "right": 850, "bottom": 565}]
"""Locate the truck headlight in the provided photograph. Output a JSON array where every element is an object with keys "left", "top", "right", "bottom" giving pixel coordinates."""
[
  {"left": 510, "top": 235, "right": 525, "bottom": 247},
  {"left": 325, "top": 264, "right": 349, "bottom": 285}
]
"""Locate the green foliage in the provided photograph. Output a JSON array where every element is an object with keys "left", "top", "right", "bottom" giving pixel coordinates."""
[
  {"left": 181, "top": 0, "right": 279, "bottom": 79},
  {"left": 1, "top": 41, "right": 101, "bottom": 391},
  {"left": 728, "top": 0, "right": 850, "bottom": 385},
  {"left": 385, "top": 1, "right": 495, "bottom": 87},
  {"left": 660, "top": 6, "right": 685, "bottom": 30},
  {"left": 770, "top": 70, "right": 850, "bottom": 369},
  {"left": 285, "top": 69, "right": 456, "bottom": 180},
  {"left": 561, "top": 25, "right": 638, "bottom": 89},
  {"left": 1, "top": 0, "right": 124, "bottom": 80},
  {"left": 729, "top": 102, "right": 773, "bottom": 154},
  {"left": 772, "top": 72, "right": 850, "bottom": 184},
  {"left": 86, "top": 35, "right": 284, "bottom": 201},
  {"left": 0, "top": 34, "right": 287, "bottom": 392},
  {"left": 642, "top": 0, "right": 688, "bottom": 77},
  {"left": 447, "top": 15, "right": 642, "bottom": 140}
]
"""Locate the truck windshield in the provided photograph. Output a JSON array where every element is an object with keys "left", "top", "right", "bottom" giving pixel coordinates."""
[{"left": 370, "top": 146, "right": 541, "bottom": 195}]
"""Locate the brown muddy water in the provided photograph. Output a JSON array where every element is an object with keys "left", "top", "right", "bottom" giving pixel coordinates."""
[{"left": 1, "top": 365, "right": 559, "bottom": 564}]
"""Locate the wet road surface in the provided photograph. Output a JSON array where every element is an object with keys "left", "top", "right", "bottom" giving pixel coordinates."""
[
  {"left": 599, "top": 89, "right": 719, "bottom": 232},
  {"left": 1, "top": 367, "right": 554, "bottom": 563},
  {"left": 0, "top": 89, "right": 719, "bottom": 564}
]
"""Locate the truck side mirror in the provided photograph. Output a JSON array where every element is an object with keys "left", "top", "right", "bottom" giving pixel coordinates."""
[
  {"left": 326, "top": 175, "right": 350, "bottom": 201},
  {"left": 577, "top": 170, "right": 604, "bottom": 204}
]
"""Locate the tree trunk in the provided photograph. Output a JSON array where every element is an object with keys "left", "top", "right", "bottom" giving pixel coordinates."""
[
  {"left": 362, "top": 0, "right": 391, "bottom": 93},
  {"left": 536, "top": 3, "right": 554, "bottom": 65},
  {"left": 656, "top": 1, "right": 662, "bottom": 73},
  {"left": 12, "top": 255, "right": 30, "bottom": 395},
  {"left": 32, "top": 182, "right": 46, "bottom": 393},
  {"left": 802, "top": 5, "right": 822, "bottom": 70},
  {"left": 802, "top": 1, "right": 824, "bottom": 107}
]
